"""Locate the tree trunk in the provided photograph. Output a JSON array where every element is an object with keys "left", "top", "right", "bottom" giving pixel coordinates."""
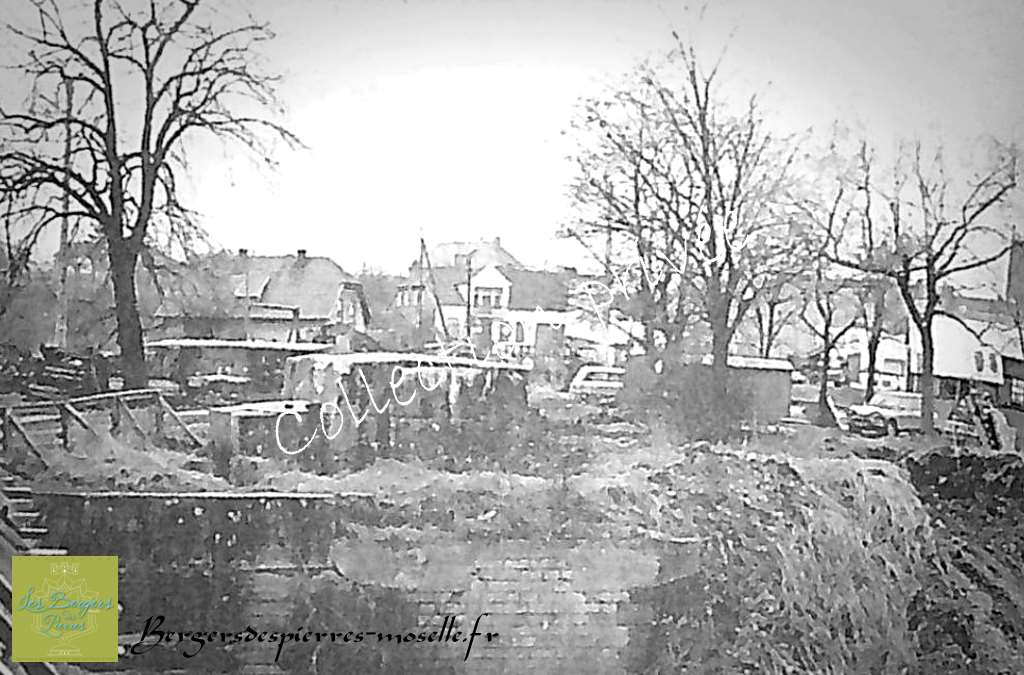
[
  {"left": 816, "top": 336, "right": 837, "bottom": 427},
  {"left": 864, "top": 284, "right": 886, "bottom": 403},
  {"left": 109, "top": 242, "right": 147, "bottom": 388},
  {"left": 920, "top": 324, "right": 935, "bottom": 434},
  {"left": 864, "top": 327, "right": 881, "bottom": 403},
  {"left": 759, "top": 306, "right": 776, "bottom": 359},
  {"left": 710, "top": 320, "right": 730, "bottom": 439}
]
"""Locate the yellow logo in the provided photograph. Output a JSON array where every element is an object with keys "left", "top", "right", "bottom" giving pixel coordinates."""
[{"left": 12, "top": 556, "right": 118, "bottom": 662}]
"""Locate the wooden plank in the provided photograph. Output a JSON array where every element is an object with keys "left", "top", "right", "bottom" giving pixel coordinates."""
[
  {"left": 0, "top": 518, "right": 28, "bottom": 553},
  {"left": 2, "top": 388, "right": 163, "bottom": 413},
  {"left": 157, "top": 395, "right": 203, "bottom": 448},
  {"left": 1, "top": 408, "right": 8, "bottom": 458},
  {"left": 109, "top": 396, "right": 121, "bottom": 435},
  {"left": 0, "top": 569, "right": 11, "bottom": 608},
  {"left": 0, "top": 604, "right": 12, "bottom": 664},
  {"left": 6, "top": 417, "right": 45, "bottom": 462},
  {"left": 60, "top": 403, "right": 100, "bottom": 439},
  {"left": 22, "top": 661, "right": 61, "bottom": 675},
  {"left": 115, "top": 397, "right": 149, "bottom": 445},
  {"left": 65, "top": 388, "right": 160, "bottom": 407},
  {"left": 57, "top": 406, "right": 69, "bottom": 452}
]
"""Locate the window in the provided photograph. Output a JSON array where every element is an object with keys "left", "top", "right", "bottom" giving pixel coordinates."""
[
  {"left": 342, "top": 298, "right": 356, "bottom": 324},
  {"left": 472, "top": 287, "right": 503, "bottom": 310},
  {"left": 975, "top": 351, "right": 984, "bottom": 372},
  {"left": 1011, "top": 377, "right": 1024, "bottom": 408},
  {"left": 515, "top": 322, "right": 525, "bottom": 343},
  {"left": 989, "top": 354, "right": 999, "bottom": 373},
  {"left": 882, "top": 358, "right": 904, "bottom": 376}
]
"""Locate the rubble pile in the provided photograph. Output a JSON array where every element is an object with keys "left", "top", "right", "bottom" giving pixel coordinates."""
[
  {"left": 0, "top": 343, "right": 112, "bottom": 399},
  {"left": 904, "top": 445, "right": 1024, "bottom": 673}
]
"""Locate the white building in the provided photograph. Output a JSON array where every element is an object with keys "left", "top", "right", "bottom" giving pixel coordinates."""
[
  {"left": 907, "top": 314, "right": 1004, "bottom": 396},
  {"left": 835, "top": 327, "right": 910, "bottom": 391}
]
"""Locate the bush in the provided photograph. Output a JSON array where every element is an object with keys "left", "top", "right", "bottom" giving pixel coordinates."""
[{"left": 624, "top": 451, "right": 932, "bottom": 674}]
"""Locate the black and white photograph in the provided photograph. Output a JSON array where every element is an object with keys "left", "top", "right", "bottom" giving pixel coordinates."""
[{"left": 0, "top": 0, "right": 1023, "bottom": 672}]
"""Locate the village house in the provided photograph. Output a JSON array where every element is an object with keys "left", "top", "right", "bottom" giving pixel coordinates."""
[
  {"left": 153, "top": 249, "right": 370, "bottom": 344},
  {"left": 393, "top": 239, "right": 644, "bottom": 368},
  {"left": 903, "top": 264, "right": 1024, "bottom": 446},
  {"left": 907, "top": 313, "right": 1004, "bottom": 399},
  {"left": 835, "top": 327, "right": 910, "bottom": 392}
]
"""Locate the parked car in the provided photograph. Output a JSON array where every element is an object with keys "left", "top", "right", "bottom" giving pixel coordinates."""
[
  {"left": 847, "top": 391, "right": 923, "bottom": 436},
  {"left": 568, "top": 365, "right": 624, "bottom": 402}
]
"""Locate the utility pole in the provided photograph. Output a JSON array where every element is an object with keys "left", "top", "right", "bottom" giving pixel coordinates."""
[
  {"left": 604, "top": 224, "right": 614, "bottom": 326},
  {"left": 53, "top": 77, "right": 74, "bottom": 349},
  {"left": 421, "top": 238, "right": 449, "bottom": 341},
  {"left": 417, "top": 231, "right": 424, "bottom": 332},
  {"left": 465, "top": 252, "right": 473, "bottom": 339}
]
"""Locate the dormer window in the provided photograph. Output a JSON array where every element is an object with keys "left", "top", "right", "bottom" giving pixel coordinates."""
[{"left": 473, "top": 287, "right": 503, "bottom": 310}]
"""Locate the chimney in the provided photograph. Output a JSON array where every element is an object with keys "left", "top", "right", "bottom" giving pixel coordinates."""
[
  {"left": 494, "top": 237, "right": 501, "bottom": 247},
  {"left": 238, "top": 248, "right": 248, "bottom": 257},
  {"left": 296, "top": 249, "right": 307, "bottom": 260},
  {"left": 1008, "top": 240, "right": 1024, "bottom": 305}
]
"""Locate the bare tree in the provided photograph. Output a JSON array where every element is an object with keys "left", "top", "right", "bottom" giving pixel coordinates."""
[
  {"left": 854, "top": 276, "right": 892, "bottom": 403},
  {"left": 824, "top": 141, "right": 1017, "bottom": 432},
  {"left": 800, "top": 261, "right": 859, "bottom": 427},
  {"left": 752, "top": 275, "right": 804, "bottom": 358},
  {"left": 0, "top": 0, "right": 300, "bottom": 385},
  {"left": 0, "top": 185, "right": 50, "bottom": 321},
  {"left": 565, "top": 43, "right": 817, "bottom": 430}
]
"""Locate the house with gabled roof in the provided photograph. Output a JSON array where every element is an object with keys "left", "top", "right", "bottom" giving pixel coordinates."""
[
  {"left": 152, "top": 249, "right": 370, "bottom": 343},
  {"left": 395, "top": 260, "right": 573, "bottom": 354},
  {"left": 391, "top": 237, "right": 643, "bottom": 369}
]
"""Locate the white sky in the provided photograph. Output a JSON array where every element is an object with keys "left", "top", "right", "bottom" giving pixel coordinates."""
[{"left": 10, "top": 0, "right": 1024, "bottom": 275}]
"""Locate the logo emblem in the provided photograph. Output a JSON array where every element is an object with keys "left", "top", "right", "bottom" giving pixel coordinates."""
[{"left": 12, "top": 556, "right": 118, "bottom": 662}]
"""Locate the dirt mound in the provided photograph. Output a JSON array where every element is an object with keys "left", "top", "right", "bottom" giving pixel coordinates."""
[{"left": 34, "top": 431, "right": 230, "bottom": 491}]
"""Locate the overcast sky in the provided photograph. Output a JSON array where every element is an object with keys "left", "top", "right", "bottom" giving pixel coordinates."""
[{"left": 10, "top": 0, "right": 1024, "bottom": 275}]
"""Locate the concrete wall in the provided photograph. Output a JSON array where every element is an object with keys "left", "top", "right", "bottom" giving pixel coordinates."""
[
  {"left": 31, "top": 493, "right": 677, "bottom": 674},
  {"left": 328, "top": 539, "right": 662, "bottom": 674}
]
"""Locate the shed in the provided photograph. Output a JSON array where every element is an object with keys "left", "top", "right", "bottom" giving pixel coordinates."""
[{"left": 698, "top": 355, "right": 794, "bottom": 423}]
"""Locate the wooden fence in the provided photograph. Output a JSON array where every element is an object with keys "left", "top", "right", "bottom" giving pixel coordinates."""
[{"left": 1, "top": 389, "right": 203, "bottom": 469}]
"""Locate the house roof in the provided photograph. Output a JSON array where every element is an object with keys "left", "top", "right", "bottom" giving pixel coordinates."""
[
  {"left": 699, "top": 354, "right": 794, "bottom": 372},
  {"left": 422, "top": 266, "right": 467, "bottom": 305},
  {"left": 496, "top": 266, "right": 571, "bottom": 311},
  {"left": 400, "top": 262, "right": 574, "bottom": 313},
  {"left": 285, "top": 351, "right": 532, "bottom": 374},
  {"left": 146, "top": 338, "right": 331, "bottom": 353},
  {"left": 422, "top": 238, "right": 522, "bottom": 269},
  {"left": 155, "top": 252, "right": 364, "bottom": 321},
  {"left": 970, "top": 319, "right": 1024, "bottom": 360}
]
